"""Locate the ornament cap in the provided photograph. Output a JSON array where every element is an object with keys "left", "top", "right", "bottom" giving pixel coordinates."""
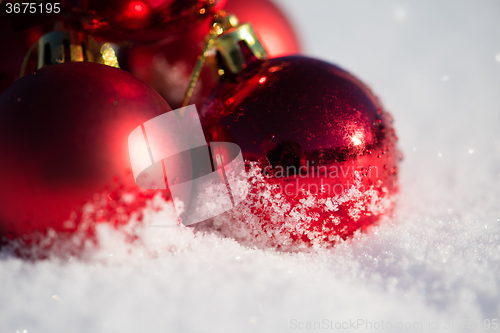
[
  {"left": 20, "top": 30, "right": 120, "bottom": 77},
  {"left": 37, "top": 31, "right": 93, "bottom": 68},
  {"left": 214, "top": 23, "right": 268, "bottom": 74}
]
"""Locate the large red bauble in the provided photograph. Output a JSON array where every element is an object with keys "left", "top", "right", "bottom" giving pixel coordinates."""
[
  {"left": 0, "top": 62, "right": 172, "bottom": 242},
  {"left": 198, "top": 56, "right": 401, "bottom": 249},
  {"left": 82, "top": 0, "right": 227, "bottom": 44},
  {"left": 120, "top": 0, "right": 301, "bottom": 109}
]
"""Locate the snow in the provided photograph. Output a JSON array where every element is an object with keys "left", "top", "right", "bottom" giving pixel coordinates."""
[{"left": 2, "top": 0, "right": 500, "bottom": 332}]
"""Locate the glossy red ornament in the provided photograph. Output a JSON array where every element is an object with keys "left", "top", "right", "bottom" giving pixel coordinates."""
[
  {"left": 83, "top": 0, "right": 227, "bottom": 44},
  {"left": 198, "top": 56, "right": 401, "bottom": 249},
  {"left": 120, "top": 0, "right": 301, "bottom": 109},
  {"left": 0, "top": 62, "right": 172, "bottom": 242}
]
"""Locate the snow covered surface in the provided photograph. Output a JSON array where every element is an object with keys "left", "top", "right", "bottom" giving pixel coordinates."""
[{"left": 2, "top": 0, "right": 500, "bottom": 332}]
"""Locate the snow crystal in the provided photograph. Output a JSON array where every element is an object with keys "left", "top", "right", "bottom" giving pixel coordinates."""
[{"left": 194, "top": 163, "right": 394, "bottom": 251}]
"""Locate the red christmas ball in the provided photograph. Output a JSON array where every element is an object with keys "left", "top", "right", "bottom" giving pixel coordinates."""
[
  {"left": 83, "top": 0, "right": 227, "bottom": 44},
  {"left": 197, "top": 56, "right": 401, "bottom": 249},
  {"left": 120, "top": 0, "right": 301, "bottom": 109},
  {"left": 0, "top": 62, "right": 172, "bottom": 242}
]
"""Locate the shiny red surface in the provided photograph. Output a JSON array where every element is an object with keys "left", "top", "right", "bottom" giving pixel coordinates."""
[
  {"left": 0, "top": 62, "right": 172, "bottom": 241},
  {"left": 200, "top": 56, "right": 401, "bottom": 243}
]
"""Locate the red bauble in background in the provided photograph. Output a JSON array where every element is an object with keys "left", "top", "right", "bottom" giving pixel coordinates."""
[
  {"left": 224, "top": 0, "right": 301, "bottom": 57},
  {"left": 120, "top": 0, "right": 301, "bottom": 109},
  {"left": 83, "top": 0, "right": 227, "bottom": 44},
  {"left": 197, "top": 56, "right": 401, "bottom": 250},
  {"left": 0, "top": 62, "right": 172, "bottom": 242}
]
